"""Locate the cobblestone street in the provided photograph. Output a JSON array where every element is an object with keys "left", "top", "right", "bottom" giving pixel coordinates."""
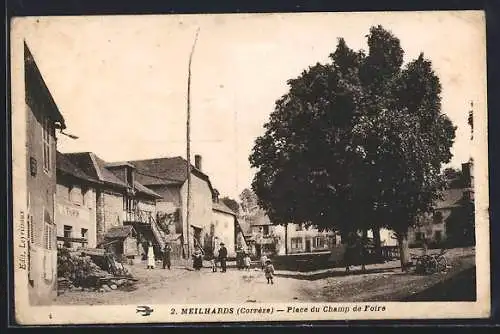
[{"left": 53, "top": 247, "right": 475, "bottom": 305}]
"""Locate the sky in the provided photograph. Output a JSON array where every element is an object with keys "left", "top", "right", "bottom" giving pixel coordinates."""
[{"left": 17, "top": 11, "right": 486, "bottom": 200}]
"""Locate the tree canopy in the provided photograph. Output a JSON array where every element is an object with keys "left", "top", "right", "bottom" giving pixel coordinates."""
[
  {"left": 220, "top": 196, "right": 240, "bottom": 214},
  {"left": 249, "top": 26, "right": 456, "bottom": 266}
]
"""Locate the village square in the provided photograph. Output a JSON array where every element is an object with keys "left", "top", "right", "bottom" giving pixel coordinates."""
[{"left": 14, "top": 13, "right": 481, "bottom": 308}]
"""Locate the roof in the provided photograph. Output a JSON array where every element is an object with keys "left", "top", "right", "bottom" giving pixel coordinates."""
[
  {"left": 127, "top": 156, "right": 215, "bottom": 195},
  {"left": 104, "top": 225, "right": 136, "bottom": 239},
  {"left": 24, "top": 42, "right": 66, "bottom": 129},
  {"left": 133, "top": 170, "right": 183, "bottom": 186},
  {"left": 247, "top": 210, "right": 273, "bottom": 226},
  {"left": 435, "top": 188, "right": 467, "bottom": 210},
  {"left": 92, "top": 153, "right": 129, "bottom": 187},
  {"left": 134, "top": 181, "right": 162, "bottom": 199},
  {"left": 212, "top": 201, "right": 236, "bottom": 216},
  {"left": 56, "top": 151, "right": 100, "bottom": 184},
  {"left": 63, "top": 152, "right": 161, "bottom": 198},
  {"left": 106, "top": 161, "right": 136, "bottom": 169},
  {"left": 128, "top": 157, "right": 197, "bottom": 182}
]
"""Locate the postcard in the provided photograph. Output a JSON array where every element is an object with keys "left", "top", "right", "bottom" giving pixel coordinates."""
[{"left": 10, "top": 11, "right": 489, "bottom": 324}]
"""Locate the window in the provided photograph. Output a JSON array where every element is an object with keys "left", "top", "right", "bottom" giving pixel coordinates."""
[
  {"left": 44, "top": 223, "right": 54, "bottom": 250},
  {"left": 63, "top": 225, "right": 73, "bottom": 248},
  {"left": 42, "top": 116, "right": 51, "bottom": 173},
  {"left": 69, "top": 185, "right": 84, "bottom": 205},
  {"left": 291, "top": 237, "right": 303, "bottom": 250},
  {"left": 415, "top": 232, "right": 424, "bottom": 241},
  {"left": 81, "top": 228, "right": 88, "bottom": 239},
  {"left": 313, "top": 237, "right": 325, "bottom": 248},
  {"left": 262, "top": 225, "right": 270, "bottom": 235},
  {"left": 295, "top": 224, "right": 303, "bottom": 231}
]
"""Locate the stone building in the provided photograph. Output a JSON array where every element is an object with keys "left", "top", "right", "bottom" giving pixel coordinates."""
[
  {"left": 23, "top": 42, "right": 66, "bottom": 304},
  {"left": 61, "top": 152, "right": 163, "bottom": 258},
  {"left": 128, "top": 154, "right": 235, "bottom": 259},
  {"left": 55, "top": 151, "right": 100, "bottom": 249}
]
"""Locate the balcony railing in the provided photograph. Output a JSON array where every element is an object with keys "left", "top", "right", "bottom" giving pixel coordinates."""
[{"left": 123, "top": 209, "right": 155, "bottom": 224}]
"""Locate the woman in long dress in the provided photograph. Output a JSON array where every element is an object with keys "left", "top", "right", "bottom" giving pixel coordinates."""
[
  {"left": 147, "top": 242, "right": 155, "bottom": 269},
  {"left": 192, "top": 247, "right": 203, "bottom": 270}
]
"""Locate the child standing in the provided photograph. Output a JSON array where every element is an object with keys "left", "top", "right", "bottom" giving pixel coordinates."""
[
  {"left": 264, "top": 259, "right": 275, "bottom": 284},
  {"left": 260, "top": 253, "right": 268, "bottom": 270},
  {"left": 210, "top": 254, "right": 217, "bottom": 272},
  {"left": 243, "top": 253, "right": 251, "bottom": 271}
]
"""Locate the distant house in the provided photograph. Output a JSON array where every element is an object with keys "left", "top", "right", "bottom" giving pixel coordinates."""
[
  {"left": 24, "top": 42, "right": 67, "bottom": 304},
  {"left": 211, "top": 196, "right": 240, "bottom": 258},
  {"left": 61, "top": 152, "right": 163, "bottom": 259},
  {"left": 408, "top": 161, "right": 475, "bottom": 248},
  {"left": 275, "top": 223, "right": 339, "bottom": 255},
  {"left": 56, "top": 151, "right": 101, "bottom": 249},
  {"left": 128, "top": 154, "right": 216, "bottom": 259}
]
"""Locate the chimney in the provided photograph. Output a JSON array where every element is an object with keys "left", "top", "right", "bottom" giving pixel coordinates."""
[{"left": 195, "top": 154, "right": 202, "bottom": 171}]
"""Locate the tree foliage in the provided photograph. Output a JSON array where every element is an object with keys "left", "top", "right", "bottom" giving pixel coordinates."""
[
  {"left": 249, "top": 26, "right": 456, "bottom": 263},
  {"left": 220, "top": 196, "right": 240, "bottom": 214}
]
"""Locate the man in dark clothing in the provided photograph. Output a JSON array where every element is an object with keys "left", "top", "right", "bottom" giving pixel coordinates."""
[
  {"left": 162, "top": 244, "right": 172, "bottom": 270},
  {"left": 219, "top": 242, "right": 228, "bottom": 273}
]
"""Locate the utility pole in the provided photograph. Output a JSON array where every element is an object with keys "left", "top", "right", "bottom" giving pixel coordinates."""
[
  {"left": 468, "top": 100, "right": 474, "bottom": 141},
  {"left": 185, "top": 27, "right": 200, "bottom": 259}
]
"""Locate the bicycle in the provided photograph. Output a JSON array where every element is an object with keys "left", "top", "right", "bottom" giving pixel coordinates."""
[{"left": 412, "top": 249, "right": 448, "bottom": 275}]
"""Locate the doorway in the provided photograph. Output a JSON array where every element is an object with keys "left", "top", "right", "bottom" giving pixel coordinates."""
[{"left": 305, "top": 239, "right": 312, "bottom": 253}]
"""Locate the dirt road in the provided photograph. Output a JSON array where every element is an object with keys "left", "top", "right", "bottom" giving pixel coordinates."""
[{"left": 53, "top": 247, "right": 475, "bottom": 305}]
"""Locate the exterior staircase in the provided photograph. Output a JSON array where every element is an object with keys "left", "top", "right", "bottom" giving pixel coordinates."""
[{"left": 123, "top": 209, "right": 179, "bottom": 257}]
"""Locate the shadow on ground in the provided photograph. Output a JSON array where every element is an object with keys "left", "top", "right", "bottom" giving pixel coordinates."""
[
  {"left": 275, "top": 265, "right": 402, "bottom": 281},
  {"left": 402, "top": 266, "right": 476, "bottom": 302}
]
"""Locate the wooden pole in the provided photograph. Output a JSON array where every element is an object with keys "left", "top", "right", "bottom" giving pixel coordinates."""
[
  {"left": 284, "top": 223, "right": 288, "bottom": 255},
  {"left": 185, "top": 28, "right": 200, "bottom": 259}
]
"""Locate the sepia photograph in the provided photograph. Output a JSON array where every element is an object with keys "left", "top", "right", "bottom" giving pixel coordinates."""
[{"left": 10, "top": 11, "right": 489, "bottom": 324}]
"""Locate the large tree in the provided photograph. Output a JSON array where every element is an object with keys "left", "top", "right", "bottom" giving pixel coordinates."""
[{"left": 249, "top": 25, "right": 456, "bottom": 269}]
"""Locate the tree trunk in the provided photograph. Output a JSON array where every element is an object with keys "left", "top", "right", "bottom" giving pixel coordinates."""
[
  {"left": 396, "top": 230, "right": 411, "bottom": 272},
  {"left": 284, "top": 224, "right": 288, "bottom": 255},
  {"left": 372, "top": 225, "right": 382, "bottom": 262}
]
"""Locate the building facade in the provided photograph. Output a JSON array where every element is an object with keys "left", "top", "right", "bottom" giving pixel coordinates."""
[
  {"left": 129, "top": 155, "right": 218, "bottom": 259},
  {"left": 24, "top": 42, "right": 66, "bottom": 304},
  {"left": 275, "top": 223, "right": 339, "bottom": 255},
  {"left": 408, "top": 161, "right": 475, "bottom": 248},
  {"left": 211, "top": 200, "right": 238, "bottom": 258},
  {"left": 55, "top": 151, "right": 100, "bottom": 249},
  {"left": 62, "top": 152, "right": 162, "bottom": 258}
]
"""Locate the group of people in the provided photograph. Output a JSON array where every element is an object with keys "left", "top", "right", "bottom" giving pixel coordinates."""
[
  {"left": 145, "top": 241, "right": 275, "bottom": 284},
  {"left": 197, "top": 242, "right": 228, "bottom": 272},
  {"left": 146, "top": 242, "right": 172, "bottom": 270}
]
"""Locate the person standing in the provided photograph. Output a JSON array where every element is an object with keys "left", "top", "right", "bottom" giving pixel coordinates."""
[
  {"left": 210, "top": 254, "right": 217, "bottom": 272},
  {"left": 192, "top": 247, "right": 203, "bottom": 271},
  {"left": 243, "top": 253, "right": 251, "bottom": 271},
  {"left": 162, "top": 244, "right": 172, "bottom": 270},
  {"left": 260, "top": 253, "right": 268, "bottom": 270},
  {"left": 218, "top": 242, "right": 228, "bottom": 273},
  {"left": 147, "top": 242, "right": 155, "bottom": 269},
  {"left": 264, "top": 259, "right": 275, "bottom": 284},
  {"left": 422, "top": 235, "right": 428, "bottom": 256}
]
